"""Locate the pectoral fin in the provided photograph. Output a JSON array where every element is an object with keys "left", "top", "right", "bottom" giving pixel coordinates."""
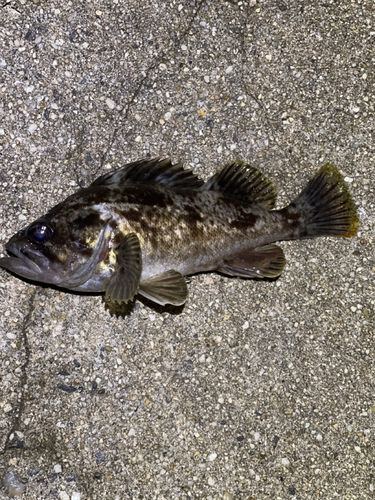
[
  {"left": 218, "top": 244, "right": 286, "bottom": 279},
  {"left": 138, "top": 270, "right": 188, "bottom": 306},
  {"left": 103, "top": 232, "right": 142, "bottom": 303}
]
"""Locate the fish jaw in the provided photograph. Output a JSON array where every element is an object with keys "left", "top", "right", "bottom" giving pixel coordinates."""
[{"left": 0, "top": 241, "right": 61, "bottom": 284}]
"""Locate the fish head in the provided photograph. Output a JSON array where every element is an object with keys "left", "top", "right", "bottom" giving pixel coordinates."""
[{"left": 0, "top": 205, "right": 109, "bottom": 289}]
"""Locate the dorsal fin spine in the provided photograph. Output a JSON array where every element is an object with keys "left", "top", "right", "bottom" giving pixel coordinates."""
[
  {"left": 92, "top": 157, "right": 204, "bottom": 190},
  {"left": 202, "top": 160, "right": 277, "bottom": 209}
]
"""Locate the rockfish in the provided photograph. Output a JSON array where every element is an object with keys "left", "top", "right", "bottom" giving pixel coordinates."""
[{"left": 0, "top": 158, "right": 358, "bottom": 306}]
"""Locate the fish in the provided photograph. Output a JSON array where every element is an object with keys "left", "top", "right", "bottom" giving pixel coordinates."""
[{"left": 0, "top": 158, "right": 358, "bottom": 306}]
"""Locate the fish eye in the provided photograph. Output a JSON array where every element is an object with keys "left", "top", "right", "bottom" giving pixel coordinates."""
[{"left": 27, "top": 223, "right": 53, "bottom": 244}]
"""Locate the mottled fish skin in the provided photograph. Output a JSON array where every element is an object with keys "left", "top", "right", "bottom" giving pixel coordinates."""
[
  {"left": 84, "top": 187, "right": 290, "bottom": 280},
  {"left": 0, "top": 158, "right": 358, "bottom": 306}
]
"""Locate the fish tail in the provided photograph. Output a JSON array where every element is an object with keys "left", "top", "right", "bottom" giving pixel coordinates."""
[{"left": 285, "top": 163, "right": 359, "bottom": 239}]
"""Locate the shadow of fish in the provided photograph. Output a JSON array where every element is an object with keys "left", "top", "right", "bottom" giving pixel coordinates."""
[{"left": 0, "top": 158, "right": 358, "bottom": 306}]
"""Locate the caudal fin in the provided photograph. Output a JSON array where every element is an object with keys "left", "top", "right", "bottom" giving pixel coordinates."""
[{"left": 288, "top": 163, "right": 359, "bottom": 238}]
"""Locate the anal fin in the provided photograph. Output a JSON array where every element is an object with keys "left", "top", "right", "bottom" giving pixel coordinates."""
[
  {"left": 218, "top": 244, "right": 286, "bottom": 279},
  {"left": 138, "top": 270, "right": 188, "bottom": 306}
]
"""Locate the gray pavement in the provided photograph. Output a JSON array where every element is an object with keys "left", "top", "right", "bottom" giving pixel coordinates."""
[{"left": 0, "top": 0, "right": 374, "bottom": 499}]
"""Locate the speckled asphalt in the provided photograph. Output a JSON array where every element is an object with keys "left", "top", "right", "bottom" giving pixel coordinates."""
[{"left": 0, "top": 1, "right": 374, "bottom": 499}]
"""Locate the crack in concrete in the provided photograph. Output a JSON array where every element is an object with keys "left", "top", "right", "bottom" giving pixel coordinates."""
[
  {"left": 186, "top": 0, "right": 206, "bottom": 31},
  {"left": 237, "top": 23, "right": 278, "bottom": 137},
  {"left": 1, "top": 289, "right": 37, "bottom": 456},
  {"left": 98, "top": 68, "right": 156, "bottom": 172},
  {"left": 98, "top": 0, "right": 206, "bottom": 173}
]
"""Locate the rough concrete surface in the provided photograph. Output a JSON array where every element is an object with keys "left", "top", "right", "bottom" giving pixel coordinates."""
[{"left": 0, "top": 0, "right": 374, "bottom": 499}]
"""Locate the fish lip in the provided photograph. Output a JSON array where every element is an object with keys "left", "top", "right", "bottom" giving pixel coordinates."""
[{"left": 3, "top": 243, "right": 43, "bottom": 276}]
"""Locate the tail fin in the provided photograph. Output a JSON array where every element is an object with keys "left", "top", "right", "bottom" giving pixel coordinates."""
[{"left": 288, "top": 163, "right": 359, "bottom": 238}]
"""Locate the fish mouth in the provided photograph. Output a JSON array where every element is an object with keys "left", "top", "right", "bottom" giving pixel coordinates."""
[{"left": 0, "top": 243, "right": 45, "bottom": 281}]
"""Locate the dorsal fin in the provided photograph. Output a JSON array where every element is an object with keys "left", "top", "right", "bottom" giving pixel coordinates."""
[
  {"left": 202, "top": 160, "right": 277, "bottom": 209},
  {"left": 92, "top": 157, "right": 204, "bottom": 190}
]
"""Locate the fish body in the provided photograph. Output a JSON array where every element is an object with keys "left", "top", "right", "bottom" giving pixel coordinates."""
[{"left": 0, "top": 158, "right": 358, "bottom": 305}]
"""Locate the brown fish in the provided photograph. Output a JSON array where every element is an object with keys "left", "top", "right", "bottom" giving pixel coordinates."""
[{"left": 0, "top": 158, "right": 358, "bottom": 306}]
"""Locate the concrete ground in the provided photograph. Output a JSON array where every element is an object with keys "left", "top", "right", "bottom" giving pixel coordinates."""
[{"left": 0, "top": 0, "right": 374, "bottom": 499}]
